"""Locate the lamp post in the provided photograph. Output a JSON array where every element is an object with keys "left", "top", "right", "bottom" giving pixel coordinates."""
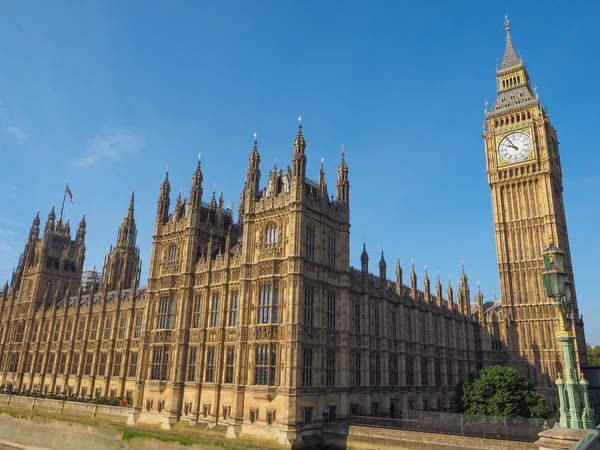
[{"left": 542, "top": 235, "right": 594, "bottom": 429}]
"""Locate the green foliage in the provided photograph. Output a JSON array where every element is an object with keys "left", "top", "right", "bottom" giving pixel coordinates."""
[
  {"left": 587, "top": 344, "right": 600, "bottom": 366},
  {"left": 121, "top": 429, "right": 195, "bottom": 446},
  {"left": 456, "top": 365, "right": 551, "bottom": 419}
]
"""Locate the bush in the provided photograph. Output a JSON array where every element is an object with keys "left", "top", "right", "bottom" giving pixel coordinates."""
[{"left": 456, "top": 365, "right": 551, "bottom": 419}]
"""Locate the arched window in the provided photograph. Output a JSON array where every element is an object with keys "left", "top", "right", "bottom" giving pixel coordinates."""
[
  {"left": 265, "top": 223, "right": 279, "bottom": 248},
  {"left": 168, "top": 246, "right": 178, "bottom": 262}
]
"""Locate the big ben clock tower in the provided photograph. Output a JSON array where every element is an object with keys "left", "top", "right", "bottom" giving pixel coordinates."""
[{"left": 483, "top": 17, "right": 588, "bottom": 394}]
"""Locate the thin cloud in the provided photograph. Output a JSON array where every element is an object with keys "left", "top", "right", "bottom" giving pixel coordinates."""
[
  {"left": 75, "top": 127, "right": 144, "bottom": 168},
  {"left": 6, "top": 125, "right": 28, "bottom": 140},
  {"left": 0, "top": 218, "right": 20, "bottom": 226}
]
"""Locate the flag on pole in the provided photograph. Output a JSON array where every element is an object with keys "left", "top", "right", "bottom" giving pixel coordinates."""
[{"left": 66, "top": 185, "right": 73, "bottom": 203}]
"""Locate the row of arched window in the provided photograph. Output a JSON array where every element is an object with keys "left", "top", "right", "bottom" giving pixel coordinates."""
[
  {"left": 501, "top": 75, "right": 521, "bottom": 90},
  {"left": 494, "top": 110, "right": 531, "bottom": 128}
]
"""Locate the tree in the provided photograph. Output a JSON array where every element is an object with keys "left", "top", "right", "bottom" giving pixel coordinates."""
[
  {"left": 456, "top": 365, "right": 550, "bottom": 419},
  {"left": 587, "top": 344, "right": 600, "bottom": 366}
]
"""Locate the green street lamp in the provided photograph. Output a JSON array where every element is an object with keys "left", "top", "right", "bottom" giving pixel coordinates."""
[{"left": 542, "top": 235, "right": 594, "bottom": 429}]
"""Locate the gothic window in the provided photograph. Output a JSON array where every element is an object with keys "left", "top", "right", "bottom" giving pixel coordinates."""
[
  {"left": 103, "top": 317, "right": 113, "bottom": 340},
  {"left": 187, "top": 347, "right": 197, "bottom": 382},
  {"left": 406, "top": 312, "right": 412, "bottom": 341},
  {"left": 167, "top": 245, "right": 178, "bottom": 262},
  {"left": 205, "top": 347, "right": 216, "bottom": 382},
  {"left": 304, "top": 286, "right": 314, "bottom": 326},
  {"left": 406, "top": 355, "right": 414, "bottom": 385},
  {"left": 229, "top": 292, "right": 239, "bottom": 327},
  {"left": 372, "top": 303, "right": 380, "bottom": 337},
  {"left": 258, "top": 284, "right": 279, "bottom": 324},
  {"left": 65, "top": 319, "right": 73, "bottom": 341},
  {"left": 157, "top": 296, "right": 174, "bottom": 329},
  {"left": 225, "top": 347, "right": 235, "bottom": 383},
  {"left": 353, "top": 299, "right": 360, "bottom": 334},
  {"left": 113, "top": 353, "right": 122, "bottom": 377},
  {"left": 327, "top": 234, "right": 336, "bottom": 268},
  {"left": 47, "top": 353, "right": 55, "bottom": 373},
  {"left": 15, "top": 322, "right": 24, "bottom": 343},
  {"left": 420, "top": 316, "right": 426, "bottom": 344},
  {"left": 435, "top": 359, "right": 442, "bottom": 386},
  {"left": 390, "top": 355, "right": 399, "bottom": 386},
  {"left": 254, "top": 344, "right": 276, "bottom": 386},
  {"left": 492, "top": 322, "right": 502, "bottom": 351},
  {"left": 326, "top": 292, "right": 336, "bottom": 330},
  {"left": 302, "top": 348, "right": 313, "bottom": 387},
  {"left": 98, "top": 352, "right": 107, "bottom": 376},
  {"left": 118, "top": 316, "right": 128, "bottom": 339},
  {"left": 371, "top": 353, "right": 381, "bottom": 387},
  {"left": 53, "top": 320, "right": 62, "bottom": 341},
  {"left": 71, "top": 353, "right": 80, "bottom": 375},
  {"left": 326, "top": 349, "right": 336, "bottom": 387},
  {"left": 90, "top": 318, "right": 98, "bottom": 340},
  {"left": 151, "top": 346, "right": 169, "bottom": 381},
  {"left": 351, "top": 351, "right": 361, "bottom": 387},
  {"left": 305, "top": 225, "right": 315, "bottom": 262},
  {"left": 391, "top": 308, "right": 397, "bottom": 340},
  {"left": 422, "top": 356, "right": 429, "bottom": 386},
  {"left": 32, "top": 321, "right": 39, "bottom": 341},
  {"left": 303, "top": 407, "right": 313, "bottom": 424},
  {"left": 35, "top": 352, "right": 43, "bottom": 374},
  {"left": 128, "top": 353, "right": 138, "bottom": 377},
  {"left": 210, "top": 294, "right": 219, "bottom": 328},
  {"left": 193, "top": 296, "right": 202, "bottom": 328},
  {"left": 265, "top": 223, "right": 279, "bottom": 248},
  {"left": 134, "top": 314, "right": 143, "bottom": 338},
  {"left": 77, "top": 318, "right": 85, "bottom": 340},
  {"left": 8, "top": 353, "right": 19, "bottom": 373},
  {"left": 84, "top": 353, "right": 93, "bottom": 375}
]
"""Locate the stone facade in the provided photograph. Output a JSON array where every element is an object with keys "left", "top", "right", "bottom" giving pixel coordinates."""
[{"left": 0, "top": 18, "right": 589, "bottom": 447}]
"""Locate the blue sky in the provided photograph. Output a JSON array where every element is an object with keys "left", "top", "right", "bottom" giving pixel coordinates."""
[{"left": 1, "top": 2, "right": 599, "bottom": 344}]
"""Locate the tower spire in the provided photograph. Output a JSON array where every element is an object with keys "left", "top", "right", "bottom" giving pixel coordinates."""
[{"left": 499, "top": 15, "right": 521, "bottom": 72}]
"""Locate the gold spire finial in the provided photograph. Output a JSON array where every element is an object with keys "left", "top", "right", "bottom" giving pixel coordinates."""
[
  {"left": 548, "top": 234, "right": 554, "bottom": 246},
  {"left": 504, "top": 14, "right": 510, "bottom": 31}
]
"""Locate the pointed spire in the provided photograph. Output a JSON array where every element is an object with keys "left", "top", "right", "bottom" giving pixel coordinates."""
[
  {"left": 209, "top": 187, "right": 217, "bottom": 209},
  {"left": 436, "top": 273, "right": 443, "bottom": 306},
  {"left": 246, "top": 133, "right": 261, "bottom": 198},
  {"left": 294, "top": 118, "right": 306, "bottom": 155},
  {"left": 33, "top": 210, "right": 40, "bottom": 227},
  {"left": 127, "top": 188, "right": 135, "bottom": 220},
  {"left": 499, "top": 15, "right": 522, "bottom": 72},
  {"left": 336, "top": 144, "right": 349, "bottom": 206},
  {"left": 410, "top": 259, "right": 417, "bottom": 299},
  {"left": 157, "top": 168, "right": 171, "bottom": 225},
  {"left": 47, "top": 204, "right": 56, "bottom": 225},
  {"left": 218, "top": 189, "right": 224, "bottom": 210},
  {"left": 64, "top": 218, "right": 71, "bottom": 234},
  {"left": 423, "top": 265, "right": 431, "bottom": 303},
  {"left": 361, "top": 241, "right": 369, "bottom": 275},
  {"left": 379, "top": 250, "right": 387, "bottom": 283},
  {"left": 447, "top": 276, "right": 454, "bottom": 309}
]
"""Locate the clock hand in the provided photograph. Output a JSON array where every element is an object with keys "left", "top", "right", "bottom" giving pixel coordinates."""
[{"left": 505, "top": 137, "right": 519, "bottom": 150}]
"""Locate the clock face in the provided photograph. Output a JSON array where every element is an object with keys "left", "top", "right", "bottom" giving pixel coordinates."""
[{"left": 498, "top": 132, "right": 533, "bottom": 163}]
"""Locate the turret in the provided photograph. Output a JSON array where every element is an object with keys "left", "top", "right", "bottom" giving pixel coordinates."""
[
  {"left": 28, "top": 210, "right": 41, "bottom": 242},
  {"left": 410, "top": 261, "right": 417, "bottom": 299},
  {"left": 44, "top": 204, "right": 56, "bottom": 233},
  {"left": 156, "top": 170, "right": 171, "bottom": 226},
  {"left": 64, "top": 218, "right": 71, "bottom": 235},
  {"left": 361, "top": 243, "right": 369, "bottom": 278},
  {"left": 217, "top": 189, "right": 224, "bottom": 226},
  {"left": 336, "top": 146, "right": 349, "bottom": 207},
  {"left": 447, "top": 278, "right": 454, "bottom": 311},
  {"left": 395, "top": 256, "right": 403, "bottom": 296},
  {"left": 477, "top": 282, "right": 485, "bottom": 323},
  {"left": 379, "top": 250, "right": 386, "bottom": 283},
  {"left": 436, "top": 274, "right": 443, "bottom": 307},
  {"left": 423, "top": 267, "right": 431, "bottom": 304},
  {"left": 246, "top": 135, "right": 261, "bottom": 202},
  {"left": 319, "top": 158, "right": 328, "bottom": 200},
  {"left": 458, "top": 262, "right": 470, "bottom": 314},
  {"left": 292, "top": 120, "right": 307, "bottom": 188},
  {"left": 76, "top": 213, "right": 86, "bottom": 243},
  {"left": 190, "top": 154, "right": 203, "bottom": 212}
]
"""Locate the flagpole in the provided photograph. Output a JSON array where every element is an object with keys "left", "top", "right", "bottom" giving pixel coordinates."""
[{"left": 59, "top": 181, "right": 68, "bottom": 220}]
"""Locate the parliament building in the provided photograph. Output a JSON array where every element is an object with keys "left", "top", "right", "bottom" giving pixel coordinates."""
[{"left": 0, "top": 18, "right": 589, "bottom": 446}]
